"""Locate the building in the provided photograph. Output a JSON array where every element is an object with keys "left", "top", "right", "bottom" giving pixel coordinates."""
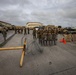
[
  {"left": 26, "top": 22, "right": 43, "bottom": 29},
  {"left": 0, "top": 21, "right": 11, "bottom": 27},
  {"left": 0, "top": 21, "right": 15, "bottom": 30}
]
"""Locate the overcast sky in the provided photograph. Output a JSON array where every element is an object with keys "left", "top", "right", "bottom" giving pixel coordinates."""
[{"left": 0, "top": 0, "right": 76, "bottom": 27}]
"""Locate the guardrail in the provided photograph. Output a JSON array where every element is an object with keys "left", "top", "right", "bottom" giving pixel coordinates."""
[{"left": 0, "top": 38, "right": 26, "bottom": 67}]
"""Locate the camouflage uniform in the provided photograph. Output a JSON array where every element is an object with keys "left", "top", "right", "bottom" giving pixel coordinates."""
[
  {"left": 43, "top": 31, "right": 48, "bottom": 45},
  {"left": 24, "top": 27, "right": 26, "bottom": 35},
  {"left": 18, "top": 28, "right": 20, "bottom": 33},
  {"left": 33, "top": 29, "right": 36, "bottom": 39},
  {"left": 51, "top": 33, "right": 56, "bottom": 45},
  {"left": 15, "top": 27, "right": 17, "bottom": 34},
  {"left": 48, "top": 32, "right": 52, "bottom": 45},
  {"left": 37, "top": 29, "right": 43, "bottom": 45},
  {"left": 39, "top": 33, "right": 43, "bottom": 45},
  {"left": 37, "top": 29, "right": 40, "bottom": 39},
  {"left": 27, "top": 28, "right": 30, "bottom": 34},
  {"left": 2, "top": 28, "right": 7, "bottom": 41},
  {"left": 51, "top": 28, "right": 57, "bottom": 45},
  {"left": 21, "top": 28, "right": 23, "bottom": 34}
]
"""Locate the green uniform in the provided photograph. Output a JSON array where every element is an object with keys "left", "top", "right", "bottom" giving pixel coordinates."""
[
  {"left": 24, "top": 28, "right": 26, "bottom": 35},
  {"left": 15, "top": 28, "right": 17, "bottom": 34},
  {"left": 27, "top": 28, "right": 30, "bottom": 34},
  {"left": 52, "top": 33, "right": 57, "bottom": 45},
  {"left": 33, "top": 29, "right": 36, "bottom": 39},
  {"left": 2, "top": 29, "right": 7, "bottom": 41},
  {"left": 21, "top": 28, "right": 23, "bottom": 34},
  {"left": 48, "top": 33, "right": 52, "bottom": 45}
]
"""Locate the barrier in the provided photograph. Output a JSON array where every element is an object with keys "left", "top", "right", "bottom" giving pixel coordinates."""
[{"left": 0, "top": 38, "right": 26, "bottom": 67}]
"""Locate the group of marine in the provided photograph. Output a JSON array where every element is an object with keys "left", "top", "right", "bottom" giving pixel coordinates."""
[
  {"left": 1, "top": 26, "right": 64, "bottom": 46},
  {"left": 33, "top": 27, "right": 58, "bottom": 46},
  {"left": 1, "top": 26, "right": 30, "bottom": 41},
  {"left": 14, "top": 27, "right": 30, "bottom": 34}
]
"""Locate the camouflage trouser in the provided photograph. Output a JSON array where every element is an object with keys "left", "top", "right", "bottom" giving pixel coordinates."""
[
  {"left": 18, "top": 30, "right": 20, "bottom": 33},
  {"left": 21, "top": 30, "right": 23, "bottom": 34},
  {"left": 43, "top": 39, "right": 48, "bottom": 45},
  {"left": 51, "top": 34, "right": 57, "bottom": 45},
  {"left": 28, "top": 30, "right": 29, "bottom": 34},
  {"left": 51, "top": 39, "right": 56, "bottom": 45},
  {"left": 33, "top": 33, "right": 36, "bottom": 39},
  {"left": 39, "top": 38, "right": 42, "bottom": 45},
  {"left": 42, "top": 38, "right": 47, "bottom": 45},
  {"left": 3, "top": 34, "right": 7, "bottom": 41},
  {"left": 24, "top": 29, "right": 26, "bottom": 35},
  {"left": 4, "top": 36, "right": 6, "bottom": 41},
  {"left": 47, "top": 40, "right": 52, "bottom": 45},
  {"left": 15, "top": 30, "right": 17, "bottom": 34},
  {"left": 33, "top": 35, "right": 36, "bottom": 39}
]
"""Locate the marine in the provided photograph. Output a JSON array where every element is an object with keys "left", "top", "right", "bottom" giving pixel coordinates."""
[
  {"left": 2, "top": 27, "right": 7, "bottom": 41},
  {"left": 51, "top": 28, "right": 58, "bottom": 45},
  {"left": 33, "top": 28, "right": 36, "bottom": 39},
  {"left": 24, "top": 27, "right": 26, "bottom": 35}
]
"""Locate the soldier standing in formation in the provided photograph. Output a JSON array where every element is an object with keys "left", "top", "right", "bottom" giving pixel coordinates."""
[
  {"left": 27, "top": 28, "right": 30, "bottom": 34},
  {"left": 2, "top": 27, "right": 7, "bottom": 41},
  {"left": 52, "top": 33, "right": 56, "bottom": 45},
  {"left": 15, "top": 27, "right": 17, "bottom": 34},
  {"left": 24, "top": 27, "right": 26, "bottom": 35},
  {"left": 21, "top": 27, "right": 23, "bottom": 34},
  {"left": 33, "top": 28, "right": 36, "bottom": 39},
  {"left": 18, "top": 28, "right": 20, "bottom": 33},
  {"left": 51, "top": 28, "right": 58, "bottom": 45},
  {"left": 43, "top": 31, "right": 48, "bottom": 45},
  {"left": 36, "top": 27, "right": 58, "bottom": 46},
  {"left": 48, "top": 30, "right": 52, "bottom": 45}
]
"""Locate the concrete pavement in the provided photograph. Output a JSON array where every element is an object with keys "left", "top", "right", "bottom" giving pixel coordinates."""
[{"left": 0, "top": 33, "right": 76, "bottom": 75}]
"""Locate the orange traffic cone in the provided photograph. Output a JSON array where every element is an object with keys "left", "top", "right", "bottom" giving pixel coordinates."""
[{"left": 60, "top": 38, "right": 66, "bottom": 44}]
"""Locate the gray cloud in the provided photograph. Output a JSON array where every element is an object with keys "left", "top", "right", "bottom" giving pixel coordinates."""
[
  {"left": 0, "top": 0, "right": 76, "bottom": 27},
  {"left": 62, "top": 8, "right": 76, "bottom": 19}
]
